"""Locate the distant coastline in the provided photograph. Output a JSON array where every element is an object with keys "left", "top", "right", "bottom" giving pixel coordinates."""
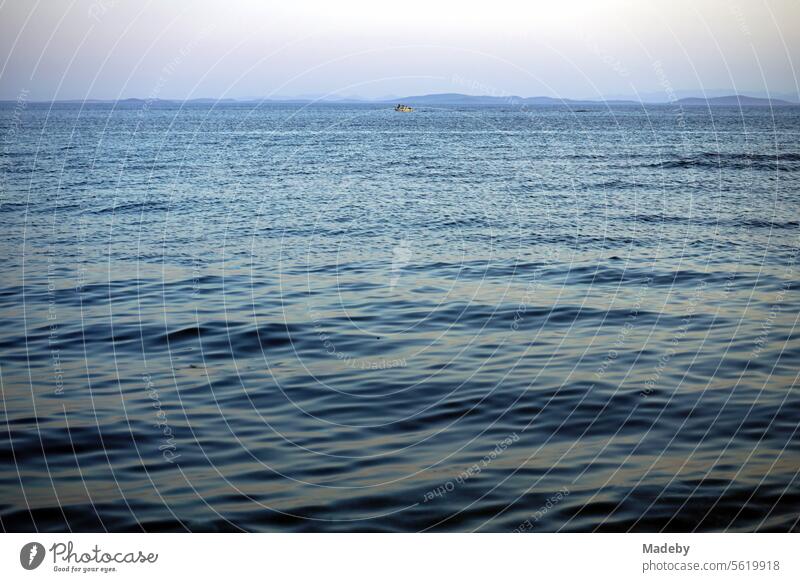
[{"left": 1, "top": 93, "right": 796, "bottom": 107}]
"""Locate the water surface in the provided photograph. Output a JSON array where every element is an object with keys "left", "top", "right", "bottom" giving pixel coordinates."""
[{"left": 1, "top": 102, "right": 799, "bottom": 531}]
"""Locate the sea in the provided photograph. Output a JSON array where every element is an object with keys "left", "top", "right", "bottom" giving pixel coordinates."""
[{"left": 1, "top": 101, "right": 799, "bottom": 531}]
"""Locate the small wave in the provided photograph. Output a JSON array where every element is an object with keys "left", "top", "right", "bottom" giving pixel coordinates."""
[
  {"left": 739, "top": 218, "right": 800, "bottom": 229},
  {"left": 642, "top": 151, "right": 800, "bottom": 171},
  {"left": 630, "top": 213, "right": 800, "bottom": 230},
  {"left": 92, "top": 201, "right": 170, "bottom": 214}
]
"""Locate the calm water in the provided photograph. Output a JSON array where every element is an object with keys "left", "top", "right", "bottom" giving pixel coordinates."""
[{"left": 1, "top": 102, "right": 799, "bottom": 532}]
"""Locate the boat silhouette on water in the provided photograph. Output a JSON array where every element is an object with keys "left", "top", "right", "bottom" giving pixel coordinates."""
[{"left": 394, "top": 104, "right": 413, "bottom": 112}]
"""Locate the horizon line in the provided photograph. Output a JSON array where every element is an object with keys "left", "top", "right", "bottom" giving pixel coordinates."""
[{"left": 1, "top": 92, "right": 798, "bottom": 106}]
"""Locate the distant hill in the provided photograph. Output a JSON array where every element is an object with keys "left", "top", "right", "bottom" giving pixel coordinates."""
[
  {"left": 389, "top": 93, "right": 799, "bottom": 107},
  {"left": 386, "top": 93, "right": 638, "bottom": 106},
  {"left": 674, "top": 95, "right": 794, "bottom": 106}
]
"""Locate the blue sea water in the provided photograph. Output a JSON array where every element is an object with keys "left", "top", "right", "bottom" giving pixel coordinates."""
[{"left": 0, "top": 102, "right": 799, "bottom": 532}]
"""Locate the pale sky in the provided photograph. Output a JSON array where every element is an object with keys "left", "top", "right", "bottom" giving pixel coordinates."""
[{"left": 1, "top": 0, "right": 798, "bottom": 101}]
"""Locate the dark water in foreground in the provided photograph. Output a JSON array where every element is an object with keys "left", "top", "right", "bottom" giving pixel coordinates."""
[{"left": 1, "top": 102, "right": 799, "bottom": 532}]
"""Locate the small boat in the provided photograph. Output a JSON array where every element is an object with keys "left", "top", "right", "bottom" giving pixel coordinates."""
[{"left": 394, "top": 104, "right": 413, "bottom": 112}]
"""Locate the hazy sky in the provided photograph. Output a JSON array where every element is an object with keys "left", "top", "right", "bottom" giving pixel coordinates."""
[{"left": 1, "top": 0, "right": 799, "bottom": 101}]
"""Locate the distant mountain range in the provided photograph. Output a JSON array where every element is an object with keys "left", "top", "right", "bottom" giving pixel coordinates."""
[
  {"left": 673, "top": 95, "right": 794, "bottom": 106},
  {"left": 385, "top": 93, "right": 796, "bottom": 106},
  {"left": 382, "top": 93, "right": 641, "bottom": 106},
  {"left": 2, "top": 93, "right": 796, "bottom": 106}
]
